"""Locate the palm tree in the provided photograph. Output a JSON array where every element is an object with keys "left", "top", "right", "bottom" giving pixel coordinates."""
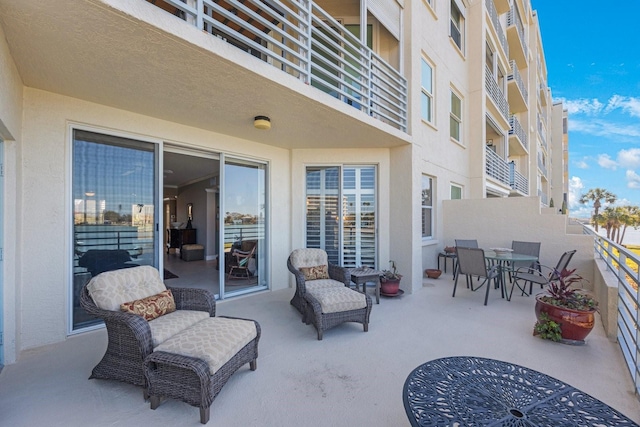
[
  {"left": 618, "top": 206, "right": 640, "bottom": 245},
  {"left": 579, "top": 188, "right": 617, "bottom": 232}
]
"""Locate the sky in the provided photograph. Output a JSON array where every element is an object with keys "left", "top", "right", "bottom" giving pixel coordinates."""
[{"left": 531, "top": 1, "right": 640, "bottom": 218}]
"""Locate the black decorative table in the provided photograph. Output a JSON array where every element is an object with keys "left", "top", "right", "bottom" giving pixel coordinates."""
[{"left": 403, "top": 356, "right": 637, "bottom": 426}]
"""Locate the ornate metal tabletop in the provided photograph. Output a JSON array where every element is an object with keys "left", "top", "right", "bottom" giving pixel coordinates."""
[{"left": 403, "top": 356, "right": 637, "bottom": 426}]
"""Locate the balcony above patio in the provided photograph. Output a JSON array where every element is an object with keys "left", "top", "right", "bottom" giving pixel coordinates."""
[{"left": 0, "top": 0, "right": 410, "bottom": 150}]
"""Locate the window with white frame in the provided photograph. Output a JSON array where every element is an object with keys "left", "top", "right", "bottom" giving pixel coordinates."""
[
  {"left": 450, "top": 89, "right": 462, "bottom": 142},
  {"left": 450, "top": 0, "right": 464, "bottom": 51},
  {"left": 450, "top": 184, "right": 462, "bottom": 200},
  {"left": 421, "top": 57, "right": 434, "bottom": 123},
  {"left": 421, "top": 175, "right": 433, "bottom": 238}
]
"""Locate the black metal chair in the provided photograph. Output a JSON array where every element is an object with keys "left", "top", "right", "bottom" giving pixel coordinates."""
[
  {"left": 509, "top": 250, "right": 576, "bottom": 299},
  {"left": 453, "top": 247, "right": 500, "bottom": 305}
]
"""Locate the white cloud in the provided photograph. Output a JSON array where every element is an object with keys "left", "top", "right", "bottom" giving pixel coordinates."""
[
  {"left": 574, "top": 159, "right": 589, "bottom": 169},
  {"left": 568, "top": 118, "right": 640, "bottom": 139},
  {"left": 604, "top": 95, "right": 640, "bottom": 118},
  {"left": 559, "top": 98, "right": 604, "bottom": 116},
  {"left": 568, "top": 176, "right": 584, "bottom": 210},
  {"left": 626, "top": 170, "right": 640, "bottom": 189},
  {"left": 597, "top": 153, "right": 618, "bottom": 170},
  {"left": 618, "top": 148, "right": 640, "bottom": 169}
]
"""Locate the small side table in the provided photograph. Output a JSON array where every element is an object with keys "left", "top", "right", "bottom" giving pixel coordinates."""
[
  {"left": 349, "top": 267, "right": 382, "bottom": 304},
  {"left": 437, "top": 252, "right": 457, "bottom": 278}
]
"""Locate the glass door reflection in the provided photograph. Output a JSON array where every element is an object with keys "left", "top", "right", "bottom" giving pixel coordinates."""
[{"left": 221, "top": 158, "right": 267, "bottom": 296}]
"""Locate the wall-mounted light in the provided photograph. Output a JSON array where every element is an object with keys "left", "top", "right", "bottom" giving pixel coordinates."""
[
  {"left": 486, "top": 139, "right": 494, "bottom": 147},
  {"left": 254, "top": 115, "right": 271, "bottom": 130}
]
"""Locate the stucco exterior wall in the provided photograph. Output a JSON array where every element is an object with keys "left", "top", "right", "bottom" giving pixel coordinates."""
[
  {"left": 0, "top": 22, "right": 24, "bottom": 364},
  {"left": 443, "top": 197, "right": 595, "bottom": 285},
  {"left": 17, "top": 88, "right": 291, "bottom": 352}
]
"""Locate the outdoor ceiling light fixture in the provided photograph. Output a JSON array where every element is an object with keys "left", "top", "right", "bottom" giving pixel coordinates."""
[{"left": 254, "top": 115, "right": 271, "bottom": 130}]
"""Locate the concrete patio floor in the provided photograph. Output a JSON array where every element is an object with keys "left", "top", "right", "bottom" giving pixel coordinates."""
[{"left": 1, "top": 275, "right": 639, "bottom": 426}]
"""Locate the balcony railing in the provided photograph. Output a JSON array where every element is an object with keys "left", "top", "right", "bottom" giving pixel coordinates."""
[
  {"left": 485, "top": 0, "right": 508, "bottom": 58},
  {"left": 485, "top": 65, "right": 509, "bottom": 120},
  {"left": 583, "top": 226, "right": 640, "bottom": 395},
  {"left": 509, "top": 162, "right": 528, "bottom": 194},
  {"left": 486, "top": 146, "right": 510, "bottom": 186},
  {"left": 151, "top": 0, "right": 408, "bottom": 132},
  {"left": 507, "top": 60, "right": 528, "bottom": 104},
  {"left": 509, "top": 114, "right": 528, "bottom": 151},
  {"left": 507, "top": 5, "right": 528, "bottom": 59}
]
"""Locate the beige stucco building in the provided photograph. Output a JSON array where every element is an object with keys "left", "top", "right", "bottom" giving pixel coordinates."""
[{"left": 0, "top": 0, "right": 568, "bottom": 365}]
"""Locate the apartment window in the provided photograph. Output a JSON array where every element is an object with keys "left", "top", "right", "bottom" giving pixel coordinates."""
[
  {"left": 306, "top": 165, "right": 377, "bottom": 268},
  {"left": 421, "top": 58, "right": 434, "bottom": 123},
  {"left": 450, "top": 184, "right": 462, "bottom": 200},
  {"left": 450, "top": 0, "right": 464, "bottom": 51},
  {"left": 450, "top": 90, "right": 462, "bottom": 142},
  {"left": 421, "top": 175, "right": 433, "bottom": 238}
]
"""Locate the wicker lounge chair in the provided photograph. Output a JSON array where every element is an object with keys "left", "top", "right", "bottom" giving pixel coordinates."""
[
  {"left": 80, "top": 265, "right": 216, "bottom": 388},
  {"left": 287, "top": 248, "right": 372, "bottom": 340}
]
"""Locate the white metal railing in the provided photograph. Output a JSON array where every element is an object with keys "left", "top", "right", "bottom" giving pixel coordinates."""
[
  {"left": 509, "top": 114, "right": 528, "bottom": 150},
  {"left": 582, "top": 226, "right": 640, "bottom": 395},
  {"left": 486, "top": 146, "right": 510, "bottom": 185},
  {"left": 485, "top": 0, "right": 508, "bottom": 58},
  {"left": 509, "top": 162, "right": 528, "bottom": 194},
  {"left": 507, "top": 60, "right": 528, "bottom": 104},
  {"left": 150, "top": 0, "right": 407, "bottom": 132},
  {"left": 485, "top": 65, "right": 509, "bottom": 120},
  {"left": 507, "top": 4, "right": 528, "bottom": 58}
]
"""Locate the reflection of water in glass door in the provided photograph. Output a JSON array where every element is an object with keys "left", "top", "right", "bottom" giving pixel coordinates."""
[{"left": 221, "top": 158, "right": 267, "bottom": 297}]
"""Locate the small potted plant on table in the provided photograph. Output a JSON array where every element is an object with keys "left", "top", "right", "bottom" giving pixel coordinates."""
[
  {"left": 381, "top": 260, "right": 402, "bottom": 296},
  {"left": 533, "top": 268, "right": 598, "bottom": 344}
]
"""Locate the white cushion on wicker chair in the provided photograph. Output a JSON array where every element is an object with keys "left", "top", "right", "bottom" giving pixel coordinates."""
[
  {"left": 149, "top": 310, "right": 211, "bottom": 347},
  {"left": 87, "top": 265, "right": 166, "bottom": 311},
  {"left": 289, "top": 248, "right": 329, "bottom": 270},
  {"left": 308, "top": 287, "right": 367, "bottom": 314},
  {"left": 306, "top": 278, "right": 345, "bottom": 291},
  {"left": 154, "top": 317, "right": 257, "bottom": 375}
]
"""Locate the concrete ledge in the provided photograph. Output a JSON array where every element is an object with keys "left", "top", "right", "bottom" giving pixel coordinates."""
[{"left": 593, "top": 257, "right": 619, "bottom": 341}]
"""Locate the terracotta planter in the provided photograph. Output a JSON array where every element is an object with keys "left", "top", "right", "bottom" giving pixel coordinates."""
[
  {"left": 534, "top": 295, "right": 596, "bottom": 342},
  {"left": 381, "top": 279, "right": 401, "bottom": 295},
  {"left": 425, "top": 269, "right": 442, "bottom": 279}
]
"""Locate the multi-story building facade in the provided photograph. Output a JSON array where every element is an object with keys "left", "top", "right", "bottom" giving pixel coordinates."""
[{"left": 0, "top": 0, "right": 566, "bottom": 364}]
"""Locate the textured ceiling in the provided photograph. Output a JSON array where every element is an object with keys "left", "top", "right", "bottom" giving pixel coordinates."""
[{"left": 0, "top": 0, "right": 411, "bottom": 150}]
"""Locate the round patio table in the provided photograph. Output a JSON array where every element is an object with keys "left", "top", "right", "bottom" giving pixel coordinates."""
[{"left": 403, "top": 356, "right": 636, "bottom": 426}]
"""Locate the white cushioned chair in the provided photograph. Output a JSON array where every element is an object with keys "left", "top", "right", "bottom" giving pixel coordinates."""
[{"left": 287, "top": 248, "right": 372, "bottom": 340}]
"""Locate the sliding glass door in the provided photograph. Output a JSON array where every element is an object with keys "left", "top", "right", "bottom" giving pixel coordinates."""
[
  {"left": 305, "top": 165, "right": 377, "bottom": 268},
  {"left": 71, "top": 130, "right": 158, "bottom": 331},
  {"left": 221, "top": 157, "right": 267, "bottom": 296}
]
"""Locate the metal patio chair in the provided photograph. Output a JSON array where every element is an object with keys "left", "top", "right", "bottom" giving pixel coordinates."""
[
  {"left": 509, "top": 250, "right": 577, "bottom": 299},
  {"left": 453, "top": 247, "right": 500, "bottom": 305}
]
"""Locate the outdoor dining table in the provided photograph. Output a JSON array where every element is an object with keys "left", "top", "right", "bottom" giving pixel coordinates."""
[
  {"left": 403, "top": 356, "right": 637, "bottom": 426},
  {"left": 484, "top": 251, "right": 538, "bottom": 300}
]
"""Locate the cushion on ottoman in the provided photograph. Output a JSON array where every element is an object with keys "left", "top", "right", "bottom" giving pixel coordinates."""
[
  {"left": 149, "top": 310, "right": 211, "bottom": 347},
  {"left": 305, "top": 278, "right": 345, "bottom": 292},
  {"left": 308, "top": 287, "right": 367, "bottom": 314},
  {"left": 153, "top": 317, "right": 257, "bottom": 375}
]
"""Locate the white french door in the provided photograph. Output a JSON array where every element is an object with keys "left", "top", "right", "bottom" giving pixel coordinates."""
[{"left": 305, "top": 165, "right": 377, "bottom": 268}]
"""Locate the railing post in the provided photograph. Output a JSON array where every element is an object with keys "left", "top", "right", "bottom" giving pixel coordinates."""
[{"left": 302, "top": 0, "right": 312, "bottom": 84}]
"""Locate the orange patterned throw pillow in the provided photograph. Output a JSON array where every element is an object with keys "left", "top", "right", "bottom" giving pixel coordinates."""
[
  {"left": 299, "top": 265, "right": 329, "bottom": 281},
  {"left": 120, "top": 289, "right": 176, "bottom": 321}
]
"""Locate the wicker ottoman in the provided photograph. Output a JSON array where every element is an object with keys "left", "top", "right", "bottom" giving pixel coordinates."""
[
  {"left": 144, "top": 316, "right": 261, "bottom": 424},
  {"left": 181, "top": 244, "right": 204, "bottom": 261}
]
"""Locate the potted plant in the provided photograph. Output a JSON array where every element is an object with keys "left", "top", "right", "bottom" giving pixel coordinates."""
[
  {"left": 533, "top": 268, "right": 598, "bottom": 343},
  {"left": 380, "top": 260, "right": 402, "bottom": 295}
]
